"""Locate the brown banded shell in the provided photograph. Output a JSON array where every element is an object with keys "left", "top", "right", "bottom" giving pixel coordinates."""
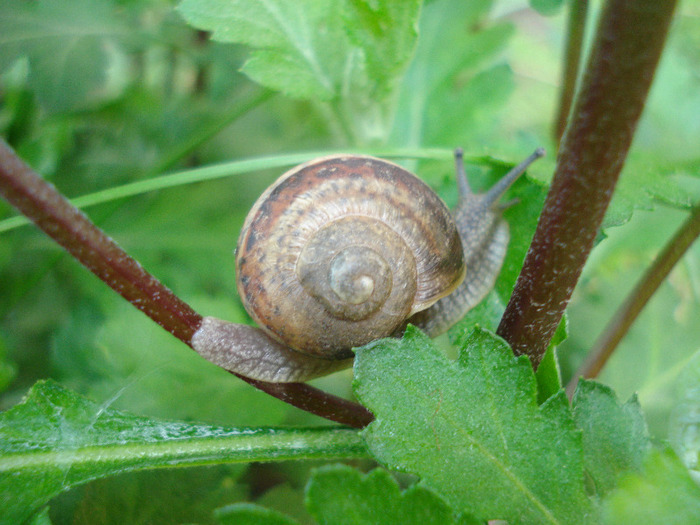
[{"left": 235, "top": 155, "right": 465, "bottom": 359}]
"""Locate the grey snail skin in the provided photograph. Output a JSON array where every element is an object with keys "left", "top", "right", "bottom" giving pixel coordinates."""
[{"left": 191, "top": 148, "right": 545, "bottom": 383}]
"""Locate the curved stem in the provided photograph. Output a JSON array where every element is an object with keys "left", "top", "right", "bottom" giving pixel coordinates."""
[
  {"left": 566, "top": 206, "right": 700, "bottom": 398},
  {"left": 497, "top": 0, "right": 678, "bottom": 368},
  {"left": 554, "top": 0, "right": 589, "bottom": 145},
  {"left": 0, "top": 138, "right": 373, "bottom": 428}
]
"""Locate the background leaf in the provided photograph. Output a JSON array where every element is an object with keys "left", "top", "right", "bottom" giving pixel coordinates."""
[
  {"left": 217, "top": 465, "right": 479, "bottom": 525},
  {"left": 177, "top": 0, "right": 421, "bottom": 144},
  {"left": 306, "top": 465, "right": 476, "bottom": 525},
  {"left": 561, "top": 206, "right": 700, "bottom": 438},
  {"left": 572, "top": 380, "right": 650, "bottom": 496},
  {"left": 669, "top": 348, "right": 700, "bottom": 484},
  {"left": 390, "top": 0, "right": 515, "bottom": 150},
  {"left": 0, "top": 0, "right": 131, "bottom": 113},
  {"left": 216, "top": 502, "right": 302, "bottom": 525},
  {"left": 602, "top": 448, "right": 700, "bottom": 524}
]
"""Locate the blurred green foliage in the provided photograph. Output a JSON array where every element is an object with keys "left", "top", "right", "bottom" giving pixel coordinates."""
[{"left": 1, "top": 0, "right": 699, "bottom": 522}]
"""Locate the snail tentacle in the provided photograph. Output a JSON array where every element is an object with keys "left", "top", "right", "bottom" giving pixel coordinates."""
[{"left": 410, "top": 148, "right": 544, "bottom": 336}]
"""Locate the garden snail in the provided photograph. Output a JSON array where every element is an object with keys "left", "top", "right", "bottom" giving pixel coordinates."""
[{"left": 192, "top": 148, "right": 544, "bottom": 383}]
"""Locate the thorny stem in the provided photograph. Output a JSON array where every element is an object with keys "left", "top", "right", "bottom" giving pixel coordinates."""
[
  {"left": 566, "top": 206, "right": 700, "bottom": 398},
  {"left": 0, "top": 138, "right": 373, "bottom": 429},
  {"left": 497, "top": 0, "right": 678, "bottom": 368},
  {"left": 554, "top": 0, "right": 589, "bottom": 144}
]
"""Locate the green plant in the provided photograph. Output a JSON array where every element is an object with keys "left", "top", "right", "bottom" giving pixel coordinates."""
[{"left": 1, "top": 0, "right": 700, "bottom": 523}]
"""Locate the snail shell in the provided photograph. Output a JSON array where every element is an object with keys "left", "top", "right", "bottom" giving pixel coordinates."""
[{"left": 235, "top": 155, "right": 466, "bottom": 359}]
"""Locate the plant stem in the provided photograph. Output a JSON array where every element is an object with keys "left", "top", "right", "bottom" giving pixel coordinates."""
[
  {"left": 566, "top": 206, "right": 700, "bottom": 398},
  {"left": 0, "top": 138, "right": 373, "bottom": 428},
  {"left": 554, "top": 0, "right": 588, "bottom": 144},
  {"left": 497, "top": 0, "right": 678, "bottom": 368}
]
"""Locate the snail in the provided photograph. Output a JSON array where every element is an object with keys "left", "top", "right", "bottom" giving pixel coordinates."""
[{"left": 192, "top": 148, "right": 544, "bottom": 383}]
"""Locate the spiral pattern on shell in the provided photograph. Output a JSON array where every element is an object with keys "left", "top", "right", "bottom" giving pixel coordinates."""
[{"left": 235, "top": 155, "right": 465, "bottom": 359}]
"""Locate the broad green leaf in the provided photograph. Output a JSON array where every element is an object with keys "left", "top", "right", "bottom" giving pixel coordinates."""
[
  {"left": 177, "top": 0, "right": 342, "bottom": 99},
  {"left": 572, "top": 380, "right": 650, "bottom": 496},
  {"left": 306, "top": 465, "right": 478, "bottom": 525},
  {"left": 354, "top": 327, "right": 595, "bottom": 524},
  {"left": 0, "top": 380, "right": 368, "bottom": 525},
  {"left": 0, "top": 0, "right": 129, "bottom": 112},
  {"left": 603, "top": 448, "right": 700, "bottom": 524}
]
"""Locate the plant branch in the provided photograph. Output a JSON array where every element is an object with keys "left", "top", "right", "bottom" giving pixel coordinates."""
[
  {"left": 497, "top": 0, "right": 678, "bottom": 367},
  {"left": 566, "top": 205, "right": 700, "bottom": 398},
  {"left": 554, "top": 0, "right": 589, "bottom": 144},
  {"left": 0, "top": 138, "right": 373, "bottom": 428}
]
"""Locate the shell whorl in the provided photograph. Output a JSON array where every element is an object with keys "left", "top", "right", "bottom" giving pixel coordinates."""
[{"left": 235, "top": 155, "right": 465, "bottom": 359}]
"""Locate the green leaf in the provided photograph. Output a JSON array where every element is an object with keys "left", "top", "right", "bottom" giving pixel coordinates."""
[
  {"left": 0, "top": 0, "right": 129, "bottom": 113},
  {"left": 669, "top": 349, "right": 700, "bottom": 483},
  {"left": 28, "top": 507, "right": 51, "bottom": 525},
  {"left": 67, "top": 466, "right": 248, "bottom": 525},
  {"left": 536, "top": 344, "right": 563, "bottom": 403},
  {"left": 176, "top": 0, "right": 421, "bottom": 143},
  {"left": 572, "top": 380, "right": 651, "bottom": 496},
  {"left": 603, "top": 448, "right": 700, "bottom": 524},
  {"left": 216, "top": 502, "right": 302, "bottom": 525},
  {"left": 174, "top": 0, "right": 336, "bottom": 100},
  {"left": 0, "top": 380, "right": 368, "bottom": 525},
  {"left": 391, "top": 0, "right": 515, "bottom": 148},
  {"left": 566, "top": 206, "right": 700, "bottom": 438},
  {"left": 214, "top": 465, "right": 480, "bottom": 525},
  {"left": 535, "top": 317, "right": 568, "bottom": 403},
  {"left": 354, "top": 327, "right": 594, "bottom": 524},
  {"left": 306, "top": 465, "right": 478, "bottom": 525},
  {"left": 342, "top": 0, "right": 421, "bottom": 92}
]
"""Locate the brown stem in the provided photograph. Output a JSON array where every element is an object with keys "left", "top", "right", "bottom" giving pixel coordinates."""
[
  {"left": 497, "top": 0, "right": 678, "bottom": 367},
  {"left": 566, "top": 206, "right": 700, "bottom": 398},
  {"left": 554, "top": 0, "right": 589, "bottom": 144},
  {"left": 0, "top": 138, "right": 373, "bottom": 428}
]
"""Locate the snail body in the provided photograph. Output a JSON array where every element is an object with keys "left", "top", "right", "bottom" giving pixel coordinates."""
[{"left": 192, "top": 149, "right": 544, "bottom": 383}]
